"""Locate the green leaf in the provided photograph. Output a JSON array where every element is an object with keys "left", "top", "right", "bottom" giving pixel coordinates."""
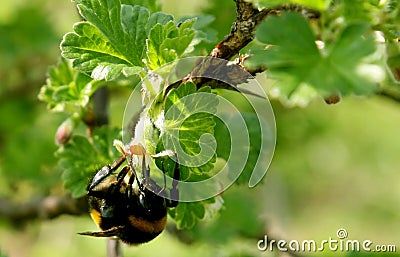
[
  {"left": 169, "top": 200, "right": 212, "bottom": 229},
  {"left": 56, "top": 126, "right": 121, "bottom": 197},
  {"left": 249, "top": 13, "right": 383, "bottom": 103},
  {"left": 122, "top": 0, "right": 161, "bottom": 13},
  {"left": 337, "top": 0, "right": 387, "bottom": 24},
  {"left": 385, "top": 0, "right": 400, "bottom": 13},
  {"left": 61, "top": 0, "right": 196, "bottom": 79},
  {"left": 146, "top": 12, "right": 174, "bottom": 34},
  {"left": 75, "top": 0, "right": 148, "bottom": 65},
  {"left": 387, "top": 41, "right": 400, "bottom": 82},
  {"left": 159, "top": 83, "right": 217, "bottom": 181},
  {"left": 38, "top": 58, "right": 97, "bottom": 113},
  {"left": 146, "top": 19, "right": 196, "bottom": 70},
  {"left": 61, "top": 1, "right": 150, "bottom": 80},
  {"left": 178, "top": 14, "right": 218, "bottom": 47},
  {"left": 214, "top": 113, "right": 264, "bottom": 185},
  {"left": 189, "top": 188, "right": 262, "bottom": 244}
]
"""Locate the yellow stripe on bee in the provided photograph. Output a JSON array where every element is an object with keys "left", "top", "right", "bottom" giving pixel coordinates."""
[
  {"left": 90, "top": 209, "right": 102, "bottom": 228},
  {"left": 128, "top": 215, "right": 167, "bottom": 234}
]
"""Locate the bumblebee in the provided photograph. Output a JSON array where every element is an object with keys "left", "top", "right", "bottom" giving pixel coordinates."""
[{"left": 79, "top": 153, "right": 180, "bottom": 245}]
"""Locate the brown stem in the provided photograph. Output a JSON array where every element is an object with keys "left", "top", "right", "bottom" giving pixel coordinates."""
[
  {"left": 0, "top": 195, "right": 87, "bottom": 226},
  {"left": 209, "top": 0, "right": 263, "bottom": 59},
  {"left": 210, "top": 1, "right": 320, "bottom": 60},
  {"left": 93, "top": 86, "right": 110, "bottom": 126},
  {"left": 92, "top": 77, "right": 120, "bottom": 257},
  {"left": 165, "top": 1, "right": 321, "bottom": 94},
  {"left": 107, "top": 238, "right": 123, "bottom": 257}
]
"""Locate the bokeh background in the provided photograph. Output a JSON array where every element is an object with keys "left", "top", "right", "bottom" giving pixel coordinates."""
[{"left": 0, "top": 0, "right": 399, "bottom": 256}]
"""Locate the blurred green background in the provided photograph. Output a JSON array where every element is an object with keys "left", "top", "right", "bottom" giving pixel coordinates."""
[{"left": 0, "top": 0, "right": 399, "bottom": 256}]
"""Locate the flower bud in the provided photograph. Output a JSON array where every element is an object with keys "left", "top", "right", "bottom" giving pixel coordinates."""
[{"left": 55, "top": 118, "right": 75, "bottom": 146}]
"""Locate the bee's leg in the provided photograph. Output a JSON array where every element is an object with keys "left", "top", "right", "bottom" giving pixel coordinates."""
[
  {"left": 88, "top": 164, "right": 129, "bottom": 199},
  {"left": 87, "top": 165, "right": 113, "bottom": 192},
  {"left": 88, "top": 156, "right": 126, "bottom": 192},
  {"left": 141, "top": 156, "right": 150, "bottom": 182},
  {"left": 151, "top": 153, "right": 180, "bottom": 206},
  {"left": 157, "top": 160, "right": 170, "bottom": 199},
  {"left": 78, "top": 226, "right": 123, "bottom": 238},
  {"left": 140, "top": 156, "right": 156, "bottom": 192},
  {"left": 167, "top": 159, "right": 179, "bottom": 207},
  {"left": 108, "top": 165, "right": 130, "bottom": 195},
  {"left": 125, "top": 166, "right": 137, "bottom": 200}
]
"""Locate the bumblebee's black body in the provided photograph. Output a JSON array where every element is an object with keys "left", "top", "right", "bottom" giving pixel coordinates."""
[{"left": 80, "top": 155, "right": 179, "bottom": 245}]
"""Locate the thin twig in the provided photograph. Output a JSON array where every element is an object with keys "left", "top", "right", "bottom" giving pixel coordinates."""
[
  {"left": 93, "top": 86, "right": 110, "bottom": 127},
  {"left": 92, "top": 83, "right": 124, "bottom": 257},
  {"left": 0, "top": 195, "right": 87, "bottom": 226},
  {"left": 107, "top": 238, "right": 123, "bottom": 257}
]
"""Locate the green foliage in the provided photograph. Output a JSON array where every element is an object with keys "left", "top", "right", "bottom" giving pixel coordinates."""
[
  {"left": 245, "top": 0, "right": 399, "bottom": 106},
  {"left": 2, "top": 0, "right": 400, "bottom": 256},
  {"left": 40, "top": 0, "right": 213, "bottom": 221},
  {"left": 146, "top": 19, "right": 196, "bottom": 69},
  {"left": 0, "top": 6, "right": 59, "bottom": 59},
  {"left": 57, "top": 126, "right": 121, "bottom": 197},
  {"left": 39, "top": 58, "right": 97, "bottom": 113},
  {"left": 326, "top": 0, "right": 400, "bottom": 47},
  {"left": 168, "top": 201, "right": 207, "bottom": 229},
  {"left": 162, "top": 83, "right": 217, "bottom": 181},
  {"left": 0, "top": 99, "right": 60, "bottom": 189},
  {"left": 189, "top": 15, "right": 218, "bottom": 44},
  {"left": 174, "top": 14, "right": 218, "bottom": 55},
  {"left": 387, "top": 40, "right": 400, "bottom": 81},
  {"left": 249, "top": 13, "right": 381, "bottom": 100},
  {"left": 214, "top": 112, "right": 264, "bottom": 185},
  {"left": 189, "top": 187, "right": 262, "bottom": 243},
  {"left": 0, "top": 4, "right": 60, "bottom": 93},
  {"left": 202, "top": 0, "right": 235, "bottom": 41},
  {"left": 61, "top": 0, "right": 197, "bottom": 80},
  {"left": 122, "top": 0, "right": 161, "bottom": 13},
  {"left": 234, "top": 113, "right": 262, "bottom": 185},
  {"left": 61, "top": 3, "right": 147, "bottom": 79}
]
